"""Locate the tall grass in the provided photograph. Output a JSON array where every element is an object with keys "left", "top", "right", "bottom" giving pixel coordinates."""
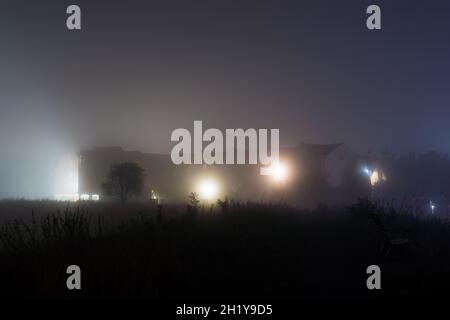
[{"left": 0, "top": 199, "right": 450, "bottom": 300}]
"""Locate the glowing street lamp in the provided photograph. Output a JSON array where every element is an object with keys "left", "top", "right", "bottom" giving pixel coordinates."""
[
  {"left": 370, "top": 170, "right": 379, "bottom": 187},
  {"left": 197, "top": 178, "right": 220, "bottom": 201},
  {"left": 272, "top": 163, "right": 288, "bottom": 182},
  {"left": 265, "top": 162, "right": 289, "bottom": 183},
  {"left": 362, "top": 166, "right": 386, "bottom": 187}
]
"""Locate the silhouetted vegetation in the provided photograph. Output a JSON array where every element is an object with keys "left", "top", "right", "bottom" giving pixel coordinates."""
[
  {"left": 101, "top": 162, "right": 145, "bottom": 204},
  {"left": 1, "top": 199, "right": 450, "bottom": 300}
]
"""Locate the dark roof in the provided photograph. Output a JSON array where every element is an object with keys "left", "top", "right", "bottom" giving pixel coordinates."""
[{"left": 299, "top": 143, "right": 344, "bottom": 157}]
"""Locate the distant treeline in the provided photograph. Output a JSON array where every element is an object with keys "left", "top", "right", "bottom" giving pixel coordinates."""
[{"left": 378, "top": 151, "right": 450, "bottom": 197}]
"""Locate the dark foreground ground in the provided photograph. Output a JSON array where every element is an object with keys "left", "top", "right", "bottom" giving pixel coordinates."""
[{"left": 0, "top": 199, "right": 449, "bottom": 303}]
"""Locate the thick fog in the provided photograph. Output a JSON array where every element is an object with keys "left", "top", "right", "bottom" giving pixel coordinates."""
[{"left": 1, "top": 0, "right": 450, "bottom": 198}]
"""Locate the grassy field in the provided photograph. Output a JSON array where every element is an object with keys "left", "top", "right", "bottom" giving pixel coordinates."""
[{"left": 0, "top": 199, "right": 449, "bottom": 300}]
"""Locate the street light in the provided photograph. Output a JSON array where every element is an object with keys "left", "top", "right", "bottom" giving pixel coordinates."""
[
  {"left": 263, "top": 162, "right": 289, "bottom": 183},
  {"left": 272, "top": 162, "right": 288, "bottom": 182},
  {"left": 361, "top": 166, "right": 386, "bottom": 187},
  {"left": 197, "top": 178, "right": 220, "bottom": 201}
]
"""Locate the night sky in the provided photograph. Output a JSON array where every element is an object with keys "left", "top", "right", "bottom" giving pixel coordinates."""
[{"left": 1, "top": 0, "right": 450, "bottom": 197}]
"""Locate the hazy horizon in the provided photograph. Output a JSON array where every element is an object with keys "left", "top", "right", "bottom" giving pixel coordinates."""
[{"left": 2, "top": 0, "right": 450, "bottom": 198}]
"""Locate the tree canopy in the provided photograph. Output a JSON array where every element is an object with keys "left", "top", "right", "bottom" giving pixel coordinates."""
[{"left": 101, "top": 162, "right": 145, "bottom": 203}]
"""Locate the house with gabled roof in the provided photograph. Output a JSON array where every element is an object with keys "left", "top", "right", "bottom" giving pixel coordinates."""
[{"left": 298, "top": 142, "right": 358, "bottom": 188}]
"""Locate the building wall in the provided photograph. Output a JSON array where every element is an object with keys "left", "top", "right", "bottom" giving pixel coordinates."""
[
  {"left": 78, "top": 147, "right": 268, "bottom": 203},
  {"left": 323, "top": 144, "right": 357, "bottom": 188}
]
